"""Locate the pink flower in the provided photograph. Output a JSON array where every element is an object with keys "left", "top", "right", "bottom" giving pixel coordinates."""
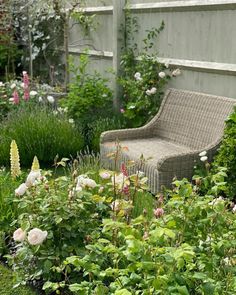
[
  {"left": 153, "top": 208, "right": 164, "bottom": 218},
  {"left": 121, "top": 163, "right": 128, "bottom": 177},
  {"left": 120, "top": 108, "right": 125, "bottom": 113},
  {"left": 122, "top": 184, "right": 130, "bottom": 195},
  {"left": 24, "top": 89, "right": 30, "bottom": 101},
  {"left": 13, "top": 90, "right": 20, "bottom": 104}
]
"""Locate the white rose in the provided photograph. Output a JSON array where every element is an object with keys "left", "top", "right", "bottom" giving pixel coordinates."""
[
  {"left": 150, "top": 87, "right": 157, "bottom": 94},
  {"left": 134, "top": 72, "right": 142, "bottom": 81},
  {"left": 99, "top": 171, "right": 111, "bottom": 179},
  {"left": 172, "top": 68, "right": 181, "bottom": 77},
  {"left": 26, "top": 170, "right": 41, "bottom": 187},
  {"left": 199, "top": 151, "right": 207, "bottom": 157},
  {"left": 68, "top": 118, "right": 74, "bottom": 124},
  {"left": 47, "top": 95, "right": 55, "bottom": 104},
  {"left": 13, "top": 228, "right": 26, "bottom": 242},
  {"left": 22, "top": 71, "right": 27, "bottom": 75},
  {"left": 15, "top": 183, "right": 28, "bottom": 196},
  {"left": 232, "top": 204, "right": 236, "bottom": 213},
  {"left": 30, "top": 90, "right": 38, "bottom": 96},
  {"left": 200, "top": 156, "right": 208, "bottom": 162},
  {"left": 158, "top": 71, "right": 166, "bottom": 78},
  {"left": 10, "top": 83, "right": 16, "bottom": 89},
  {"left": 164, "top": 62, "right": 169, "bottom": 68},
  {"left": 146, "top": 89, "right": 152, "bottom": 96},
  {"left": 83, "top": 178, "right": 97, "bottom": 188},
  {"left": 28, "top": 228, "right": 48, "bottom": 245}
]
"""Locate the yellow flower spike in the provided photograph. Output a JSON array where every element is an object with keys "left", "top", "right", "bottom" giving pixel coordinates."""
[
  {"left": 31, "top": 156, "right": 40, "bottom": 171},
  {"left": 10, "top": 140, "right": 21, "bottom": 179}
]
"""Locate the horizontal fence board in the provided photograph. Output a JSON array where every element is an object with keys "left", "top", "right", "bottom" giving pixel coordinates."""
[
  {"left": 68, "top": 48, "right": 236, "bottom": 75},
  {"left": 129, "top": 0, "right": 236, "bottom": 12},
  {"left": 75, "top": 5, "right": 113, "bottom": 14}
]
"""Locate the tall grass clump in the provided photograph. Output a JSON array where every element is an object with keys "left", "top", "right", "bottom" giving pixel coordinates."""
[{"left": 0, "top": 105, "right": 84, "bottom": 167}]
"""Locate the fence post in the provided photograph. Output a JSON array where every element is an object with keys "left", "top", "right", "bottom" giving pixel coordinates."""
[{"left": 112, "top": 0, "right": 125, "bottom": 111}]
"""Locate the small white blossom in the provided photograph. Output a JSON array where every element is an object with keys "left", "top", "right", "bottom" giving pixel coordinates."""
[
  {"left": 22, "top": 71, "right": 27, "bottom": 75},
  {"left": 20, "top": 82, "right": 25, "bottom": 88},
  {"left": 164, "top": 62, "right": 169, "bottom": 68},
  {"left": 47, "top": 95, "right": 55, "bottom": 104},
  {"left": 209, "top": 196, "right": 224, "bottom": 206},
  {"left": 68, "top": 118, "right": 74, "bottom": 124},
  {"left": 76, "top": 175, "right": 97, "bottom": 191},
  {"left": 136, "top": 171, "right": 145, "bottom": 178},
  {"left": 172, "top": 68, "right": 181, "bottom": 77},
  {"left": 13, "top": 228, "right": 26, "bottom": 242},
  {"left": 10, "top": 83, "right": 16, "bottom": 89},
  {"left": 158, "top": 71, "right": 166, "bottom": 78},
  {"left": 26, "top": 170, "right": 41, "bottom": 187},
  {"left": 15, "top": 183, "right": 28, "bottom": 196},
  {"left": 134, "top": 72, "right": 142, "bottom": 81},
  {"left": 200, "top": 156, "right": 208, "bottom": 162},
  {"left": 146, "top": 87, "right": 157, "bottom": 96},
  {"left": 38, "top": 96, "right": 43, "bottom": 102},
  {"left": 199, "top": 151, "right": 207, "bottom": 157},
  {"left": 232, "top": 204, "right": 236, "bottom": 213},
  {"left": 28, "top": 228, "right": 48, "bottom": 245},
  {"left": 0, "top": 81, "right": 4, "bottom": 86},
  {"left": 30, "top": 90, "right": 38, "bottom": 96}
]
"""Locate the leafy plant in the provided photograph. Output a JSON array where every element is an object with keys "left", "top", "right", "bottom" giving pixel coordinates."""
[
  {"left": 60, "top": 54, "right": 113, "bottom": 122},
  {"left": 119, "top": 13, "right": 180, "bottom": 127},
  {"left": 212, "top": 107, "right": 236, "bottom": 200},
  {"left": 0, "top": 104, "right": 84, "bottom": 167}
]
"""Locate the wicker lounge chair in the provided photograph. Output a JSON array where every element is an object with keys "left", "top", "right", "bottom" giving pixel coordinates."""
[{"left": 100, "top": 88, "right": 236, "bottom": 194}]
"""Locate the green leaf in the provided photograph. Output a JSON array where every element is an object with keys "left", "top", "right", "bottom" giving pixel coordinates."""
[
  {"left": 202, "top": 282, "right": 215, "bottom": 295},
  {"left": 177, "top": 285, "right": 190, "bottom": 295},
  {"left": 115, "top": 289, "right": 132, "bottom": 295}
]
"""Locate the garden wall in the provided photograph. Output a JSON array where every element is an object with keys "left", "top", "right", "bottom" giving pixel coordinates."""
[{"left": 68, "top": 0, "right": 236, "bottom": 104}]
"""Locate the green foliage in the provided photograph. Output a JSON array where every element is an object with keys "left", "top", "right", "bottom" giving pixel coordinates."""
[
  {"left": 119, "top": 15, "right": 177, "bottom": 127},
  {"left": 0, "top": 105, "right": 84, "bottom": 167},
  {"left": 44, "top": 177, "right": 236, "bottom": 294},
  {"left": 213, "top": 107, "right": 236, "bottom": 200},
  {"left": 0, "top": 263, "right": 37, "bottom": 295},
  {"left": 60, "top": 54, "right": 113, "bottom": 122}
]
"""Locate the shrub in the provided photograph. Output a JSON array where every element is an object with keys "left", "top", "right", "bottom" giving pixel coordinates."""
[
  {"left": 60, "top": 54, "right": 113, "bottom": 123},
  {"left": 45, "top": 177, "right": 236, "bottom": 295},
  {"left": 0, "top": 105, "right": 84, "bottom": 167},
  {"left": 213, "top": 107, "right": 236, "bottom": 200}
]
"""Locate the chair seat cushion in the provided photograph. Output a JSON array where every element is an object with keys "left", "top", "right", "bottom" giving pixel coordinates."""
[
  {"left": 102, "top": 138, "right": 191, "bottom": 165},
  {"left": 101, "top": 138, "right": 191, "bottom": 193}
]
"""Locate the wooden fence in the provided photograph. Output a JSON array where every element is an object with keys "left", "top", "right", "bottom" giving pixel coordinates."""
[{"left": 68, "top": 0, "right": 236, "bottom": 105}]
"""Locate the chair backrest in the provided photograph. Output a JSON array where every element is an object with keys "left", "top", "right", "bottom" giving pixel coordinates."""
[{"left": 153, "top": 88, "right": 236, "bottom": 149}]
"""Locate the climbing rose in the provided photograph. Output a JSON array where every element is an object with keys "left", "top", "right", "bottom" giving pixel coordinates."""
[
  {"left": 28, "top": 228, "right": 48, "bottom": 245},
  {"left": 13, "top": 228, "right": 26, "bottom": 242},
  {"left": 172, "top": 68, "right": 181, "bottom": 76},
  {"left": 158, "top": 71, "right": 166, "bottom": 78}
]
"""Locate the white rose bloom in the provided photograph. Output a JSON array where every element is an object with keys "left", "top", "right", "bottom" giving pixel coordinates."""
[
  {"left": 10, "top": 83, "right": 16, "bottom": 89},
  {"left": 199, "top": 151, "right": 207, "bottom": 157},
  {"left": 83, "top": 178, "right": 97, "bottom": 188},
  {"left": 99, "top": 171, "right": 111, "bottom": 179},
  {"left": 146, "top": 89, "right": 152, "bottom": 96},
  {"left": 134, "top": 72, "right": 142, "bottom": 81},
  {"left": 158, "top": 71, "right": 166, "bottom": 78},
  {"left": 150, "top": 87, "right": 157, "bottom": 94},
  {"left": 172, "top": 68, "right": 181, "bottom": 77},
  {"left": 30, "top": 90, "right": 38, "bottom": 96},
  {"left": 200, "top": 156, "right": 208, "bottom": 162},
  {"left": 28, "top": 228, "right": 48, "bottom": 245},
  {"left": 15, "top": 183, "right": 28, "bottom": 196},
  {"left": 13, "top": 228, "right": 26, "bottom": 242},
  {"left": 47, "top": 95, "right": 55, "bottom": 104},
  {"left": 26, "top": 170, "right": 41, "bottom": 187},
  {"left": 68, "top": 118, "right": 74, "bottom": 124}
]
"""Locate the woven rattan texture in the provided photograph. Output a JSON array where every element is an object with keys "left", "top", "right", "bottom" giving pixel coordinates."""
[{"left": 100, "top": 88, "right": 236, "bottom": 193}]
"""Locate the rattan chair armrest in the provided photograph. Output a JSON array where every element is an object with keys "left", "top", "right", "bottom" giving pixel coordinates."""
[
  {"left": 157, "top": 140, "right": 221, "bottom": 172},
  {"left": 100, "top": 126, "right": 153, "bottom": 143}
]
